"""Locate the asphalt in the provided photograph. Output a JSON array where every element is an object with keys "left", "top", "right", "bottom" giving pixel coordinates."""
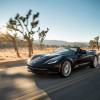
[{"left": 0, "top": 63, "right": 100, "bottom": 100}]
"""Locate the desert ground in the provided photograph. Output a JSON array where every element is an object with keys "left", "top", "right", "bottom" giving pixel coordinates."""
[
  {"left": 0, "top": 47, "right": 100, "bottom": 100},
  {"left": 0, "top": 47, "right": 58, "bottom": 71},
  {"left": 0, "top": 47, "right": 100, "bottom": 68}
]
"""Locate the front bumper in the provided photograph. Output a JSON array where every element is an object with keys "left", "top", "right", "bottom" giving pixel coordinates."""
[{"left": 27, "top": 64, "right": 61, "bottom": 74}]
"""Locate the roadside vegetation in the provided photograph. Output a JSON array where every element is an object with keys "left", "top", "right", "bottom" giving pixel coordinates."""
[
  {"left": 89, "top": 36, "right": 99, "bottom": 50},
  {"left": 0, "top": 10, "right": 49, "bottom": 57},
  {"left": 0, "top": 10, "right": 99, "bottom": 59}
]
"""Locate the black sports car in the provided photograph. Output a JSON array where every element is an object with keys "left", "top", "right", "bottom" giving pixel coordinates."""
[{"left": 27, "top": 47, "right": 99, "bottom": 77}]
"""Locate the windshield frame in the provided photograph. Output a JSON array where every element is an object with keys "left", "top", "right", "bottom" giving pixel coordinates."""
[{"left": 52, "top": 47, "right": 78, "bottom": 55}]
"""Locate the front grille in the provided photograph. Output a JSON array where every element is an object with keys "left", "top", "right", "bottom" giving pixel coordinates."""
[
  {"left": 28, "top": 66, "right": 48, "bottom": 71},
  {"left": 27, "top": 64, "right": 59, "bottom": 74}
]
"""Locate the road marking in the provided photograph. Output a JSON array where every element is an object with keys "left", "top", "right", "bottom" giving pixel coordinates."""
[
  {"left": 12, "top": 69, "right": 100, "bottom": 100},
  {"left": 27, "top": 70, "right": 100, "bottom": 100}
]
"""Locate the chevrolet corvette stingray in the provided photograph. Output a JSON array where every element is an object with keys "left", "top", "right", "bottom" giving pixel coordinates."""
[{"left": 27, "top": 47, "right": 98, "bottom": 77}]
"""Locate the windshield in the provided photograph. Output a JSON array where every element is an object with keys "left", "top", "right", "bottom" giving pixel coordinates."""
[{"left": 53, "top": 47, "right": 78, "bottom": 55}]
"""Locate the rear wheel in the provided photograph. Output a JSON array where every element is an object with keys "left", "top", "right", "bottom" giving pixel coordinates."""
[
  {"left": 90, "top": 56, "right": 98, "bottom": 68},
  {"left": 60, "top": 60, "right": 72, "bottom": 77}
]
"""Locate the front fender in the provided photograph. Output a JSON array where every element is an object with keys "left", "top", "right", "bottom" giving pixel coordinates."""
[{"left": 60, "top": 56, "right": 75, "bottom": 68}]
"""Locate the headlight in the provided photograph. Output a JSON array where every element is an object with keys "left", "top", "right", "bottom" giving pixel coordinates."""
[
  {"left": 27, "top": 56, "right": 35, "bottom": 64},
  {"left": 27, "top": 59, "right": 31, "bottom": 64},
  {"left": 45, "top": 56, "right": 61, "bottom": 64},
  {"left": 27, "top": 56, "right": 42, "bottom": 64}
]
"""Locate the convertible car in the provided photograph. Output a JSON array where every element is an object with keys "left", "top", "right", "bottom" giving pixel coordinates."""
[{"left": 27, "top": 47, "right": 99, "bottom": 77}]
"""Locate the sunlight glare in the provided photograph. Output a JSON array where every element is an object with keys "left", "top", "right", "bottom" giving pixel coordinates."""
[{"left": 0, "top": 27, "right": 7, "bottom": 33}]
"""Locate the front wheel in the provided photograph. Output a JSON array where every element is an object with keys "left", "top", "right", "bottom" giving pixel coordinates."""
[
  {"left": 90, "top": 56, "right": 98, "bottom": 68},
  {"left": 60, "top": 60, "right": 72, "bottom": 77}
]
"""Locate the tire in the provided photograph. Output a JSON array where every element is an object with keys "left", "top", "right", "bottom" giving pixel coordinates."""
[
  {"left": 60, "top": 60, "right": 72, "bottom": 77},
  {"left": 90, "top": 56, "right": 98, "bottom": 68}
]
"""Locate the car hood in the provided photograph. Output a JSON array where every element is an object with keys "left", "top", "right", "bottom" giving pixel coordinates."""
[
  {"left": 28, "top": 53, "right": 62, "bottom": 66},
  {"left": 28, "top": 54, "right": 61, "bottom": 66}
]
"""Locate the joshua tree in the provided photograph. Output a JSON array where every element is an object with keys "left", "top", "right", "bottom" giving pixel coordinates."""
[
  {"left": 94, "top": 36, "right": 99, "bottom": 50},
  {"left": 89, "top": 40, "right": 96, "bottom": 49},
  {"left": 37, "top": 27, "right": 49, "bottom": 49},
  {"left": 0, "top": 30, "right": 20, "bottom": 57},
  {"left": 6, "top": 10, "right": 39, "bottom": 57},
  {"left": 89, "top": 36, "right": 99, "bottom": 50},
  {"left": 6, "top": 31, "right": 20, "bottom": 57}
]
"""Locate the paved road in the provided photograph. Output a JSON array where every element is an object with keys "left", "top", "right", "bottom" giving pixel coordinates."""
[{"left": 0, "top": 62, "right": 100, "bottom": 100}]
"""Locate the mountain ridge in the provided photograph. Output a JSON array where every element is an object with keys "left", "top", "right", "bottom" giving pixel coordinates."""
[{"left": 34, "top": 40, "right": 88, "bottom": 46}]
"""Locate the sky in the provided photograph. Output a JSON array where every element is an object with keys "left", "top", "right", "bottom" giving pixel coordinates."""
[{"left": 0, "top": 0, "right": 100, "bottom": 42}]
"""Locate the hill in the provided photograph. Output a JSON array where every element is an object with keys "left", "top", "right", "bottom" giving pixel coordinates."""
[{"left": 34, "top": 40, "right": 88, "bottom": 47}]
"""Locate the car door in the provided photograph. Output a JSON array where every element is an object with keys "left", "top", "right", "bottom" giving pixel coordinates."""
[{"left": 74, "top": 50, "right": 90, "bottom": 66}]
